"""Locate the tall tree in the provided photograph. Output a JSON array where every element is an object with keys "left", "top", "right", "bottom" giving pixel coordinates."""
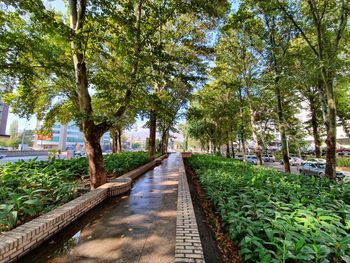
[
  {"left": 1, "top": 1, "right": 155, "bottom": 188},
  {"left": 274, "top": 0, "right": 349, "bottom": 178},
  {"left": 217, "top": 10, "right": 266, "bottom": 164}
]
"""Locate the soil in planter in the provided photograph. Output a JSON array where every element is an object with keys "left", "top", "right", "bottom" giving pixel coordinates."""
[{"left": 184, "top": 160, "right": 242, "bottom": 263}]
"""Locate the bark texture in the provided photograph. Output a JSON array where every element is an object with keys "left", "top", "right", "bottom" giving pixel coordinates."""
[
  {"left": 160, "top": 129, "right": 169, "bottom": 155},
  {"left": 308, "top": 94, "right": 321, "bottom": 158},
  {"left": 246, "top": 84, "right": 263, "bottom": 165},
  {"left": 84, "top": 129, "right": 107, "bottom": 189},
  {"left": 148, "top": 110, "right": 157, "bottom": 160},
  {"left": 69, "top": 0, "right": 107, "bottom": 189},
  {"left": 276, "top": 85, "right": 291, "bottom": 173}
]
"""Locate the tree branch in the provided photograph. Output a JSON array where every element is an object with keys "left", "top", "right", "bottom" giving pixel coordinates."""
[
  {"left": 69, "top": 0, "right": 77, "bottom": 29},
  {"left": 334, "top": 0, "right": 349, "bottom": 49},
  {"left": 76, "top": 0, "right": 87, "bottom": 30},
  {"left": 275, "top": 0, "right": 319, "bottom": 57}
]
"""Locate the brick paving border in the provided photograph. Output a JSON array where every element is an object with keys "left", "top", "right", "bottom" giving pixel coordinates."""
[
  {"left": 175, "top": 155, "right": 205, "bottom": 263},
  {"left": 0, "top": 155, "right": 167, "bottom": 263}
]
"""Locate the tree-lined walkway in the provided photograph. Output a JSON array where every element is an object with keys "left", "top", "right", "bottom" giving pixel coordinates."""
[{"left": 43, "top": 154, "right": 179, "bottom": 263}]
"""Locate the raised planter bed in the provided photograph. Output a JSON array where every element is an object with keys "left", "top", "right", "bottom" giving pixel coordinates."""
[
  {"left": 0, "top": 155, "right": 167, "bottom": 263},
  {"left": 181, "top": 152, "right": 192, "bottom": 158}
]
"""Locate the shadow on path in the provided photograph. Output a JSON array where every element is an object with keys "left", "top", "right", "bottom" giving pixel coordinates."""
[{"left": 17, "top": 154, "right": 179, "bottom": 263}]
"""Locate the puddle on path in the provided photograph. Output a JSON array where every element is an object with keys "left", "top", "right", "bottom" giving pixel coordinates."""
[{"left": 16, "top": 196, "right": 123, "bottom": 263}]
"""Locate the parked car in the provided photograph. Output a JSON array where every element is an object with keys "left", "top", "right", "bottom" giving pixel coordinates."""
[
  {"left": 338, "top": 151, "right": 350, "bottom": 157},
  {"left": 234, "top": 154, "right": 244, "bottom": 161},
  {"left": 280, "top": 157, "right": 303, "bottom": 166},
  {"left": 75, "top": 151, "right": 86, "bottom": 157},
  {"left": 247, "top": 155, "right": 264, "bottom": 165},
  {"left": 299, "top": 162, "right": 345, "bottom": 180},
  {"left": 262, "top": 154, "right": 275, "bottom": 162},
  {"left": 307, "top": 158, "right": 326, "bottom": 164},
  {"left": 337, "top": 148, "right": 350, "bottom": 153}
]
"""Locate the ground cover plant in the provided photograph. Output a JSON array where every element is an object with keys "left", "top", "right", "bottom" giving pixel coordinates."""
[
  {"left": 187, "top": 154, "right": 350, "bottom": 263},
  {"left": 337, "top": 158, "right": 350, "bottom": 168},
  {"left": 0, "top": 152, "right": 149, "bottom": 232}
]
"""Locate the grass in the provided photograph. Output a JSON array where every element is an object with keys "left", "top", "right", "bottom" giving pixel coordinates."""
[
  {"left": 337, "top": 157, "right": 350, "bottom": 167},
  {"left": 0, "top": 151, "right": 149, "bottom": 232},
  {"left": 187, "top": 154, "right": 350, "bottom": 263}
]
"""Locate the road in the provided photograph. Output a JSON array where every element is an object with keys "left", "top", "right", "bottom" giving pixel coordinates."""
[
  {"left": 263, "top": 161, "right": 300, "bottom": 174},
  {"left": 263, "top": 161, "right": 350, "bottom": 181},
  {"left": 0, "top": 155, "right": 67, "bottom": 164}
]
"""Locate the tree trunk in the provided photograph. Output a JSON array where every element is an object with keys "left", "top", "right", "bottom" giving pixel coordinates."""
[
  {"left": 246, "top": 84, "right": 263, "bottom": 165},
  {"left": 69, "top": 1, "right": 108, "bottom": 189},
  {"left": 309, "top": 95, "right": 321, "bottom": 158},
  {"left": 226, "top": 141, "right": 230, "bottom": 158},
  {"left": 230, "top": 139, "right": 235, "bottom": 158},
  {"left": 164, "top": 132, "right": 169, "bottom": 155},
  {"left": 148, "top": 110, "right": 157, "bottom": 160},
  {"left": 117, "top": 128, "right": 122, "bottom": 152},
  {"left": 323, "top": 77, "right": 337, "bottom": 179},
  {"left": 276, "top": 85, "right": 291, "bottom": 173},
  {"left": 241, "top": 137, "right": 247, "bottom": 162},
  {"left": 265, "top": 14, "right": 290, "bottom": 172},
  {"left": 161, "top": 130, "right": 168, "bottom": 155},
  {"left": 110, "top": 129, "right": 118, "bottom": 153},
  {"left": 84, "top": 128, "right": 107, "bottom": 189}
]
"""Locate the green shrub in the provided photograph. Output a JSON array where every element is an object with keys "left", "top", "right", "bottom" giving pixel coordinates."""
[
  {"left": 337, "top": 157, "right": 350, "bottom": 167},
  {"left": 0, "top": 151, "right": 149, "bottom": 232},
  {"left": 187, "top": 154, "right": 350, "bottom": 263},
  {"left": 104, "top": 151, "right": 149, "bottom": 175}
]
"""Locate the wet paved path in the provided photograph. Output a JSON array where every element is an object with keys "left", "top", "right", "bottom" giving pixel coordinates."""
[{"left": 46, "top": 153, "right": 179, "bottom": 263}]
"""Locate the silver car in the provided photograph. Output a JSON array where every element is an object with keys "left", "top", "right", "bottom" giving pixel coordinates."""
[
  {"left": 262, "top": 154, "right": 275, "bottom": 162},
  {"left": 234, "top": 154, "right": 244, "bottom": 161},
  {"left": 299, "top": 162, "right": 345, "bottom": 179},
  {"left": 307, "top": 158, "right": 326, "bottom": 164},
  {"left": 280, "top": 157, "right": 303, "bottom": 166},
  {"left": 246, "top": 155, "right": 264, "bottom": 165}
]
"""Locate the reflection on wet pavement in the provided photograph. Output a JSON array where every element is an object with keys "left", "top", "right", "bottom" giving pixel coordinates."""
[{"left": 17, "top": 153, "right": 179, "bottom": 263}]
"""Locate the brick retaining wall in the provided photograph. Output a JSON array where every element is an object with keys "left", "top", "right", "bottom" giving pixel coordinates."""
[
  {"left": 0, "top": 155, "right": 167, "bottom": 263},
  {"left": 1, "top": 150, "right": 48, "bottom": 157},
  {"left": 0, "top": 189, "right": 108, "bottom": 263},
  {"left": 175, "top": 156, "right": 205, "bottom": 263}
]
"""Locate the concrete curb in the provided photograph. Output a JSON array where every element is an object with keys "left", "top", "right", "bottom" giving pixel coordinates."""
[
  {"left": 0, "top": 154, "right": 168, "bottom": 263},
  {"left": 175, "top": 155, "right": 205, "bottom": 263}
]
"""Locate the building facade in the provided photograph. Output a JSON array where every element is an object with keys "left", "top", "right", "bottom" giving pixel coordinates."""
[
  {"left": 34, "top": 121, "right": 111, "bottom": 151},
  {"left": 0, "top": 102, "right": 9, "bottom": 135}
]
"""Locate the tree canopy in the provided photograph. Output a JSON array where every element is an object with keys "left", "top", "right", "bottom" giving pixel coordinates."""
[{"left": 0, "top": 0, "right": 349, "bottom": 182}]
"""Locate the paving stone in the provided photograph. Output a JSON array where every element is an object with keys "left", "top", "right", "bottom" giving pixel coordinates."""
[{"left": 175, "top": 155, "right": 205, "bottom": 262}]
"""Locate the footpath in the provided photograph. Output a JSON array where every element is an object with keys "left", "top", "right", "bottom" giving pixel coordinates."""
[{"left": 21, "top": 153, "right": 205, "bottom": 263}]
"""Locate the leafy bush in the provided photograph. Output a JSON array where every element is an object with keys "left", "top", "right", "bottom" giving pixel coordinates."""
[
  {"left": 0, "top": 151, "right": 149, "bottom": 232},
  {"left": 337, "top": 158, "right": 350, "bottom": 167},
  {"left": 104, "top": 152, "right": 148, "bottom": 176},
  {"left": 187, "top": 154, "right": 350, "bottom": 263},
  {"left": 0, "top": 166, "right": 78, "bottom": 232}
]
